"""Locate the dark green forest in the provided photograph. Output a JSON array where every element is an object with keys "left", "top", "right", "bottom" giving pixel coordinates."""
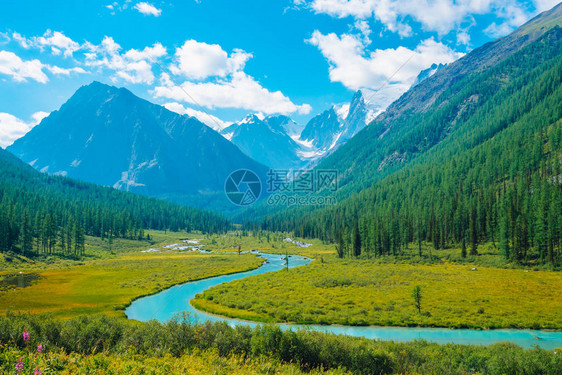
[
  {"left": 0, "top": 148, "right": 229, "bottom": 256},
  {"left": 253, "top": 28, "right": 562, "bottom": 267}
]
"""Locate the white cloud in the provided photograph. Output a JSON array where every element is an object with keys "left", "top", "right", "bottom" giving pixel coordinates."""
[
  {"left": 0, "top": 111, "right": 49, "bottom": 148},
  {"left": 35, "top": 30, "right": 81, "bottom": 57},
  {"left": 153, "top": 40, "right": 311, "bottom": 115},
  {"left": 46, "top": 65, "right": 87, "bottom": 76},
  {"left": 484, "top": 2, "right": 532, "bottom": 38},
  {"left": 84, "top": 37, "right": 166, "bottom": 84},
  {"left": 124, "top": 43, "right": 167, "bottom": 61},
  {"left": 134, "top": 2, "right": 162, "bottom": 16},
  {"left": 0, "top": 49, "right": 87, "bottom": 83},
  {"left": 533, "top": 0, "right": 560, "bottom": 12},
  {"left": 5, "top": 30, "right": 308, "bottom": 116},
  {"left": 300, "top": 0, "right": 532, "bottom": 37},
  {"left": 153, "top": 72, "right": 312, "bottom": 115},
  {"left": 308, "top": 30, "right": 463, "bottom": 107},
  {"left": 170, "top": 40, "right": 252, "bottom": 80},
  {"left": 0, "top": 50, "right": 49, "bottom": 83},
  {"left": 114, "top": 60, "right": 154, "bottom": 84},
  {"left": 164, "top": 102, "right": 229, "bottom": 131},
  {"left": 12, "top": 32, "right": 31, "bottom": 49},
  {"left": 456, "top": 30, "right": 471, "bottom": 45},
  {"left": 12, "top": 30, "right": 81, "bottom": 57},
  {"left": 0, "top": 32, "right": 9, "bottom": 45},
  {"left": 484, "top": 22, "right": 515, "bottom": 38}
]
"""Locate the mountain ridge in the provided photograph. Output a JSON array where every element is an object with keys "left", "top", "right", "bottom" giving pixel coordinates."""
[{"left": 8, "top": 81, "right": 269, "bottom": 211}]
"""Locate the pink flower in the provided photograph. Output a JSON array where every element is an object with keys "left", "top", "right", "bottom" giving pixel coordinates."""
[
  {"left": 23, "top": 329, "right": 30, "bottom": 343},
  {"left": 34, "top": 367, "right": 42, "bottom": 375},
  {"left": 37, "top": 344, "right": 44, "bottom": 353},
  {"left": 16, "top": 361, "right": 23, "bottom": 373}
]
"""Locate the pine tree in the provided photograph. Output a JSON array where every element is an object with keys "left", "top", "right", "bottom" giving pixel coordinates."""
[
  {"left": 20, "top": 211, "right": 33, "bottom": 256},
  {"left": 352, "top": 219, "right": 361, "bottom": 257}
]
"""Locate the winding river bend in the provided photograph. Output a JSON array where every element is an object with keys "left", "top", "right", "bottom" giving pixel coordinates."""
[{"left": 126, "top": 253, "right": 562, "bottom": 350}]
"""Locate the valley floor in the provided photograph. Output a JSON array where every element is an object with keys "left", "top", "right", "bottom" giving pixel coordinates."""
[
  {"left": 193, "top": 240, "right": 562, "bottom": 330},
  {"left": 1, "top": 231, "right": 562, "bottom": 374},
  {"left": 0, "top": 231, "right": 263, "bottom": 318}
]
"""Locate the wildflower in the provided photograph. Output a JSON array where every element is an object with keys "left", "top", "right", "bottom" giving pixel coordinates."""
[
  {"left": 23, "top": 329, "right": 30, "bottom": 343},
  {"left": 16, "top": 361, "right": 23, "bottom": 374},
  {"left": 37, "top": 344, "right": 44, "bottom": 353},
  {"left": 34, "top": 367, "right": 42, "bottom": 375}
]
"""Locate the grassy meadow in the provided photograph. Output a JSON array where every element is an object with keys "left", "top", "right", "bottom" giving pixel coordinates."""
[
  {"left": 0, "top": 231, "right": 263, "bottom": 319},
  {"left": 193, "top": 240, "right": 562, "bottom": 329}
]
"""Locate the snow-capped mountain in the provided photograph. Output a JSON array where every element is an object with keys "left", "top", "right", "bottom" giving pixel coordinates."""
[
  {"left": 8, "top": 81, "right": 268, "bottom": 209},
  {"left": 299, "top": 107, "right": 341, "bottom": 151},
  {"left": 412, "top": 63, "right": 447, "bottom": 87},
  {"left": 220, "top": 114, "right": 304, "bottom": 170},
  {"left": 299, "top": 90, "right": 381, "bottom": 161},
  {"left": 220, "top": 90, "right": 380, "bottom": 170}
]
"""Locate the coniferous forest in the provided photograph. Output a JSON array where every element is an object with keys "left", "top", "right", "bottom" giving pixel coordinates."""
[
  {"left": 0, "top": 148, "right": 230, "bottom": 256},
  {"left": 253, "top": 28, "right": 562, "bottom": 268},
  {"left": 1, "top": 4, "right": 562, "bottom": 375}
]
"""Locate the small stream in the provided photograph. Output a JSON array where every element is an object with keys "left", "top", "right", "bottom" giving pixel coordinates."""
[{"left": 125, "top": 253, "right": 562, "bottom": 350}]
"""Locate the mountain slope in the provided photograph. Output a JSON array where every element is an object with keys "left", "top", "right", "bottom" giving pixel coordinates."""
[
  {"left": 300, "top": 107, "right": 342, "bottom": 151},
  {"left": 8, "top": 82, "right": 268, "bottom": 210},
  {"left": 300, "top": 90, "right": 378, "bottom": 154},
  {"left": 221, "top": 115, "right": 304, "bottom": 170},
  {"left": 0, "top": 146, "right": 229, "bottom": 252},
  {"left": 376, "top": 3, "right": 562, "bottom": 126},
  {"left": 240, "top": 5, "right": 562, "bottom": 262},
  {"left": 316, "top": 4, "right": 562, "bottom": 197},
  {"left": 218, "top": 90, "right": 378, "bottom": 170}
]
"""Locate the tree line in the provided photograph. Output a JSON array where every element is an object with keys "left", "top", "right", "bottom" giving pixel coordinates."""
[
  {"left": 0, "top": 148, "right": 230, "bottom": 255},
  {"left": 251, "top": 28, "right": 562, "bottom": 268}
]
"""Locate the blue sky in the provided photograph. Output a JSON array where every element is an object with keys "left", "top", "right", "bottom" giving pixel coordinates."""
[{"left": 0, "top": 0, "right": 559, "bottom": 146}]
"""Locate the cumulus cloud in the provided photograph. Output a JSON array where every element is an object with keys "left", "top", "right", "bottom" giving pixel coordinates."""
[
  {"left": 299, "top": 0, "right": 532, "bottom": 38},
  {"left": 484, "top": 2, "right": 532, "bottom": 37},
  {"left": 0, "top": 50, "right": 49, "bottom": 83},
  {"left": 308, "top": 30, "right": 463, "bottom": 107},
  {"left": 134, "top": 2, "right": 162, "bottom": 16},
  {"left": 170, "top": 40, "right": 252, "bottom": 80},
  {"left": 84, "top": 37, "right": 166, "bottom": 84},
  {"left": 0, "top": 49, "right": 87, "bottom": 83},
  {"left": 124, "top": 43, "right": 167, "bottom": 62},
  {"left": 164, "top": 102, "right": 229, "bottom": 131},
  {"left": 153, "top": 72, "right": 312, "bottom": 115},
  {"left": 152, "top": 40, "right": 311, "bottom": 115},
  {"left": 0, "top": 111, "right": 49, "bottom": 148},
  {"left": 12, "top": 30, "right": 81, "bottom": 57},
  {"left": 5, "top": 29, "right": 308, "bottom": 116}
]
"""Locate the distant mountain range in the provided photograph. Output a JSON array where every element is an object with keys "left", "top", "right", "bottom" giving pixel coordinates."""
[
  {"left": 5, "top": 32, "right": 452, "bottom": 212},
  {"left": 220, "top": 114, "right": 304, "bottom": 170},
  {"left": 221, "top": 89, "right": 382, "bottom": 170},
  {"left": 7, "top": 82, "right": 268, "bottom": 210}
]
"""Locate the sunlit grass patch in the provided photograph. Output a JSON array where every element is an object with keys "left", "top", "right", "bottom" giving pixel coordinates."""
[
  {"left": 0, "top": 246, "right": 263, "bottom": 319},
  {"left": 194, "top": 259, "right": 562, "bottom": 329}
]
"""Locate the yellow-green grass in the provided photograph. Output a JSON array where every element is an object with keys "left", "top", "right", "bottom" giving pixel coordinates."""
[
  {"left": 0, "top": 347, "right": 349, "bottom": 375},
  {"left": 202, "top": 231, "right": 335, "bottom": 260},
  {"left": 0, "top": 250, "right": 263, "bottom": 319},
  {"left": 0, "top": 229, "right": 198, "bottom": 272},
  {"left": 193, "top": 258, "right": 562, "bottom": 329}
]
